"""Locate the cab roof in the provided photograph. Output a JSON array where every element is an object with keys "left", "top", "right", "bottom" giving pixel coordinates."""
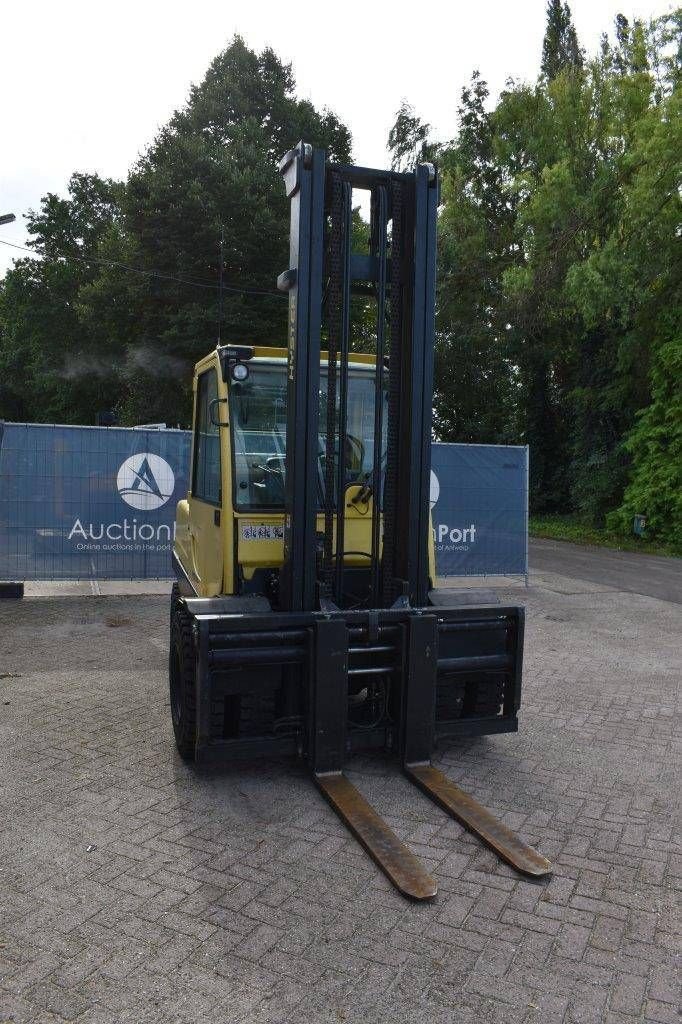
[
  {"left": 251, "top": 345, "right": 376, "bottom": 365},
  {"left": 196, "top": 344, "right": 378, "bottom": 374}
]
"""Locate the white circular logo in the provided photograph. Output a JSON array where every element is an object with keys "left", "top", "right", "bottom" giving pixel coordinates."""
[
  {"left": 117, "top": 453, "right": 175, "bottom": 510},
  {"left": 430, "top": 469, "right": 440, "bottom": 507}
]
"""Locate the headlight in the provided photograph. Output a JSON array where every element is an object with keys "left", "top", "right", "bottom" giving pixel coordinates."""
[{"left": 232, "top": 362, "right": 249, "bottom": 382}]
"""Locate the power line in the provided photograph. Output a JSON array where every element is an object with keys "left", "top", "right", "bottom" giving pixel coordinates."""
[{"left": 0, "top": 237, "right": 286, "bottom": 299}]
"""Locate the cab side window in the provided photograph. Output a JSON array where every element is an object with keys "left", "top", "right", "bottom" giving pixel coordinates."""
[{"left": 192, "top": 370, "right": 221, "bottom": 504}]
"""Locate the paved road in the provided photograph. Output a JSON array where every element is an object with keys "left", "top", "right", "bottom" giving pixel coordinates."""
[
  {"left": 530, "top": 536, "right": 682, "bottom": 604},
  {"left": 1, "top": 577, "right": 680, "bottom": 1023}
]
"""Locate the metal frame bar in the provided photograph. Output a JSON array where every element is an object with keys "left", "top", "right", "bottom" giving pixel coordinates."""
[
  {"left": 277, "top": 144, "right": 325, "bottom": 612},
  {"left": 311, "top": 618, "right": 348, "bottom": 773},
  {"left": 394, "top": 164, "right": 438, "bottom": 606},
  {"left": 401, "top": 613, "right": 438, "bottom": 765},
  {"left": 186, "top": 599, "right": 523, "bottom": 631}
]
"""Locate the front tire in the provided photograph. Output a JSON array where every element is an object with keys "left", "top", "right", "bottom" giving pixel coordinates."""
[
  {"left": 170, "top": 581, "right": 181, "bottom": 624},
  {"left": 169, "top": 603, "right": 197, "bottom": 761}
]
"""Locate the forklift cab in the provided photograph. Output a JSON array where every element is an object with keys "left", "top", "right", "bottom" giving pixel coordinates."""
[{"left": 173, "top": 345, "right": 429, "bottom": 603}]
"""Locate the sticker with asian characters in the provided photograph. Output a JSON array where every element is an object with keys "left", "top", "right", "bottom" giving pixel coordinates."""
[{"left": 240, "top": 523, "right": 284, "bottom": 542}]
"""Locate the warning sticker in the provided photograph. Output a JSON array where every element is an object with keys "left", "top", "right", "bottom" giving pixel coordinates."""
[{"left": 240, "top": 523, "right": 284, "bottom": 542}]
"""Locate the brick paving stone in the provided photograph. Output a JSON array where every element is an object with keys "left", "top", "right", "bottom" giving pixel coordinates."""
[
  {"left": 24, "top": 980, "right": 89, "bottom": 1021},
  {"left": 645, "top": 1001, "right": 681, "bottom": 1024},
  {"left": 610, "top": 972, "right": 648, "bottom": 1015},
  {"left": 0, "top": 575, "right": 680, "bottom": 1023},
  {"left": 437, "top": 894, "right": 476, "bottom": 927},
  {"left": 555, "top": 922, "right": 593, "bottom": 960},
  {"left": 648, "top": 965, "right": 681, "bottom": 1006},
  {"left": 591, "top": 915, "right": 627, "bottom": 951}
]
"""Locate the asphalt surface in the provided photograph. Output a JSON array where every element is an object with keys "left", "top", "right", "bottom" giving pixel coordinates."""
[{"left": 530, "top": 537, "right": 682, "bottom": 605}]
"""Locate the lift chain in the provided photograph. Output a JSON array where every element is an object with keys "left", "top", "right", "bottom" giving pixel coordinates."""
[
  {"left": 322, "top": 171, "right": 343, "bottom": 596},
  {"left": 381, "top": 179, "right": 403, "bottom": 606}
]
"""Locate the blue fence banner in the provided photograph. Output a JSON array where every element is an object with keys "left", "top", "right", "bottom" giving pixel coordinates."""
[
  {"left": 0, "top": 422, "right": 191, "bottom": 580},
  {"left": 430, "top": 443, "right": 528, "bottom": 577},
  {"left": 0, "top": 424, "right": 527, "bottom": 580}
]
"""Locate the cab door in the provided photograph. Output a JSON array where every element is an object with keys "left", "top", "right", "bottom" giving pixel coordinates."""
[{"left": 186, "top": 364, "right": 224, "bottom": 596}]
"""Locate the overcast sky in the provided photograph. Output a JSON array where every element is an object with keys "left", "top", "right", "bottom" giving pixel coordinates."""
[{"left": 0, "top": 0, "right": 667, "bottom": 277}]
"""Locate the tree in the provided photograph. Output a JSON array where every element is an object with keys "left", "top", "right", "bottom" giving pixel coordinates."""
[
  {"left": 541, "top": 0, "right": 583, "bottom": 80},
  {"left": 387, "top": 101, "right": 437, "bottom": 171},
  {"left": 429, "top": 73, "right": 518, "bottom": 445},
  {"left": 0, "top": 37, "right": 352, "bottom": 427},
  {"left": 110, "top": 36, "right": 351, "bottom": 424},
  {"left": 0, "top": 174, "right": 124, "bottom": 423},
  {"left": 569, "top": 75, "right": 682, "bottom": 545},
  {"left": 431, "top": 7, "right": 680, "bottom": 539}
]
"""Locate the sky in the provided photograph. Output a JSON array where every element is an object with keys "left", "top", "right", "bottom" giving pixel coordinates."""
[{"left": 0, "top": 0, "right": 668, "bottom": 277}]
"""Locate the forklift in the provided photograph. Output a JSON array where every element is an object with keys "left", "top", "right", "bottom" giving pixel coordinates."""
[{"left": 169, "top": 143, "right": 551, "bottom": 899}]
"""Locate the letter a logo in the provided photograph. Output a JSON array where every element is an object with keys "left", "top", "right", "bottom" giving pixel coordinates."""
[{"left": 117, "top": 453, "right": 175, "bottom": 510}]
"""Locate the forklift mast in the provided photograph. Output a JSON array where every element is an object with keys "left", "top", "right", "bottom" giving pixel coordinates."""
[{"left": 277, "top": 143, "right": 437, "bottom": 612}]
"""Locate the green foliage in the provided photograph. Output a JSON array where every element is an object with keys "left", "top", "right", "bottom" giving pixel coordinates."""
[
  {"left": 0, "top": 37, "right": 350, "bottom": 427},
  {"left": 419, "top": 6, "right": 681, "bottom": 543},
  {"left": 529, "top": 514, "right": 681, "bottom": 556},
  {"left": 607, "top": 320, "right": 682, "bottom": 547},
  {"left": 115, "top": 37, "right": 350, "bottom": 424},
  {"left": 541, "top": 0, "right": 584, "bottom": 81},
  {"left": 430, "top": 74, "right": 519, "bottom": 445},
  {"left": 0, "top": 173, "right": 125, "bottom": 423},
  {"left": 388, "top": 101, "right": 439, "bottom": 171}
]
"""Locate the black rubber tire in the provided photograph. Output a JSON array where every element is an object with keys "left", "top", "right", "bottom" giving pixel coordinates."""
[
  {"left": 169, "top": 605, "right": 197, "bottom": 761},
  {"left": 170, "top": 581, "right": 181, "bottom": 625}
]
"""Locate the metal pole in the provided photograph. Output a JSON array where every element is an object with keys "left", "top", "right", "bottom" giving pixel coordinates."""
[{"left": 524, "top": 444, "right": 529, "bottom": 587}]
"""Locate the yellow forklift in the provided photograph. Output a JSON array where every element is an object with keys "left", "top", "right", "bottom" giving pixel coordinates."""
[{"left": 169, "top": 143, "right": 550, "bottom": 899}]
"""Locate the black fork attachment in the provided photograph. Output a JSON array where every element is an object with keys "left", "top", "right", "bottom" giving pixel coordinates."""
[
  {"left": 185, "top": 597, "right": 550, "bottom": 899},
  {"left": 314, "top": 607, "right": 550, "bottom": 897},
  {"left": 185, "top": 144, "right": 549, "bottom": 899}
]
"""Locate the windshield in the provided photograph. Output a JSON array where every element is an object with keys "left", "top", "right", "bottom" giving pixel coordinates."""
[{"left": 230, "top": 362, "right": 386, "bottom": 509}]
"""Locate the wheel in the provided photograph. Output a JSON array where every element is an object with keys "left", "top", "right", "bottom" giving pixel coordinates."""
[
  {"left": 169, "top": 604, "right": 196, "bottom": 761},
  {"left": 170, "top": 581, "right": 180, "bottom": 625}
]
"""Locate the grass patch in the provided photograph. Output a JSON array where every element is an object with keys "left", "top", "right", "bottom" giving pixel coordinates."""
[{"left": 529, "top": 514, "right": 681, "bottom": 558}]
